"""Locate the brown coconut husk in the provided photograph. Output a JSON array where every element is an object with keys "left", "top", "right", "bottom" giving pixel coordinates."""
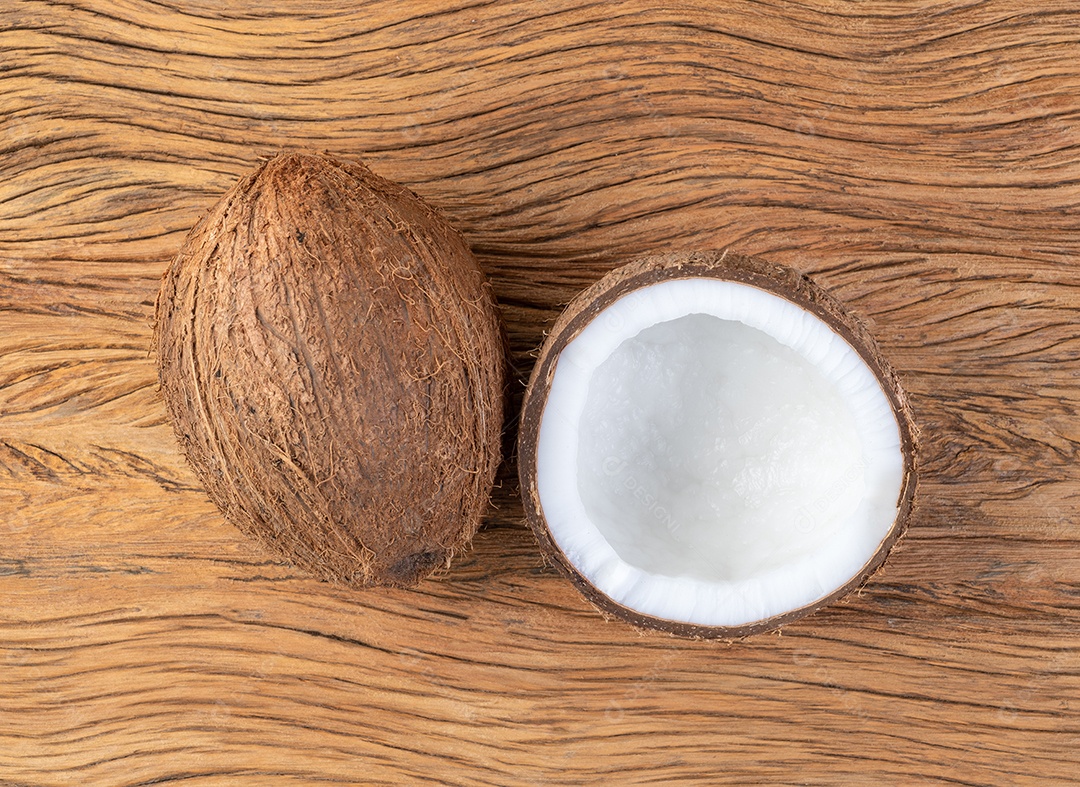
[{"left": 155, "top": 152, "right": 505, "bottom": 588}]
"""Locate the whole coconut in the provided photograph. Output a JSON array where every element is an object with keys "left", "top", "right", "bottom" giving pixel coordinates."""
[{"left": 155, "top": 152, "right": 504, "bottom": 587}]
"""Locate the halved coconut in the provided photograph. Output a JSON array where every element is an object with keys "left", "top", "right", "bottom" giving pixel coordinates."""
[{"left": 518, "top": 250, "right": 917, "bottom": 637}]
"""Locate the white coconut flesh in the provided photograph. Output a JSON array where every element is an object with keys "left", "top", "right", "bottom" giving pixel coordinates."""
[{"left": 535, "top": 278, "right": 905, "bottom": 628}]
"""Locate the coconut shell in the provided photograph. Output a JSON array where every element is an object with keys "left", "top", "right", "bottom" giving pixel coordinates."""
[
  {"left": 518, "top": 249, "right": 918, "bottom": 637},
  {"left": 155, "top": 152, "right": 504, "bottom": 588}
]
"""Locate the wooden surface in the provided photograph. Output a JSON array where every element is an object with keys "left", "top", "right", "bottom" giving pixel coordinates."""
[{"left": 2, "top": 1, "right": 1078, "bottom": 784}]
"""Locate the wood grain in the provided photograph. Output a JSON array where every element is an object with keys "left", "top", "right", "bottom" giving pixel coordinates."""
[{"left": 2, "top": 0, "right": 1078, "bottom": 784}]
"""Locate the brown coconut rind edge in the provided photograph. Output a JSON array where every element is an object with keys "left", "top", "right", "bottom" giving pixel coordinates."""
[{"left": 518, "top": 249, "right": 919, "bottom": 638}]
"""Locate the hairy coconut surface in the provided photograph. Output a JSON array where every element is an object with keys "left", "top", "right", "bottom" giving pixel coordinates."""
[
  {"left": 155, "top": 152, "right": 504, "bottom": 587},
  {"left": 519, "top": 250, "right": 918, "bottom": 637}
]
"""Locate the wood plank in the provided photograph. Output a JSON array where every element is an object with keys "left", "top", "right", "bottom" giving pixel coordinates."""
[{"left": 2, "top": 0, "right": 1078, "bottom": 784}]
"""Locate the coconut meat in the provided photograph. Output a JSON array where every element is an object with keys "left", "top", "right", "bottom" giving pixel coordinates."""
[{"left": 535, "top": 278, "right": 905, "bottom": 628}]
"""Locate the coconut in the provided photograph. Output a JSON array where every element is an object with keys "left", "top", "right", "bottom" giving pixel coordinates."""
[
  {"left": 155, "top": 152, "right": 504, "bottom": 588},
  {"left": 518, "top": 250, "right": 917, "bottom": 636}
]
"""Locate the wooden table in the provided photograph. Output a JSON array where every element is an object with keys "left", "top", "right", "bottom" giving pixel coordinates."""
[{"left": 2, "top": 1, "right": 1078, "bottom": 784}]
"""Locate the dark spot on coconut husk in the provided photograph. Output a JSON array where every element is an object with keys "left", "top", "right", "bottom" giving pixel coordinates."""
[
  {"left": 154, "top": 152, "right": 505, "bottom": 588},
  {"left": 385, "top": 550, "right": 448, "bottom": 586}
]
